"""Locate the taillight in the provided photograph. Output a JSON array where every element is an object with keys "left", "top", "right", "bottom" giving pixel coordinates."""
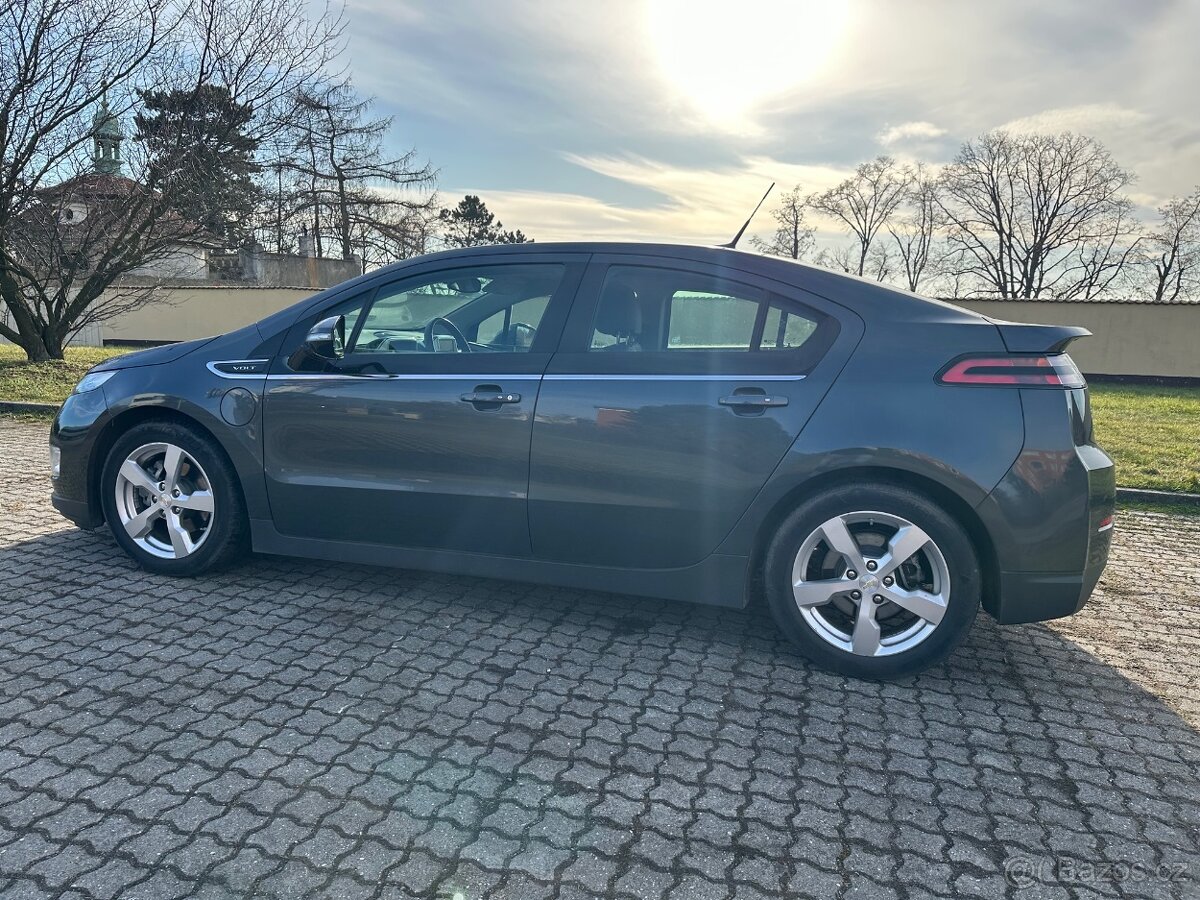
[{"left": 938, "top": 354, "right": 1086, "bottom": 389}]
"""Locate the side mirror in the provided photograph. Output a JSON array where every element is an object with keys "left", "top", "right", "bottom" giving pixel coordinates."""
[{"left": 287, "top": 314, "right": 345, "bottom": 372}]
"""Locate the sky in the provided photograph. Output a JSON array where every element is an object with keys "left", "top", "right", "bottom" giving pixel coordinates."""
[{"left": 340, "top": 0, "right": 1200, "bottom": 246}]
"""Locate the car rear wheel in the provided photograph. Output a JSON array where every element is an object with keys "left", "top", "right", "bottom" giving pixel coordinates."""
[
  {"left": 100, "top": 421, "right": 248, "bottom": 575},
  {"left": 764, "top": 483, "right": 980, "bottom": 679}
]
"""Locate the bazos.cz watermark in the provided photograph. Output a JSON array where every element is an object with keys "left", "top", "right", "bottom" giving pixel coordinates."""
[{"left": 1004, "top": 855, "right": 1190, "bottom": 889}]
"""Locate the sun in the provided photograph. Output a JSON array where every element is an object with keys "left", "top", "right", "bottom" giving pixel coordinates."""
[{"left": 644, "top": 0, "right": 851, "bottom": 128}]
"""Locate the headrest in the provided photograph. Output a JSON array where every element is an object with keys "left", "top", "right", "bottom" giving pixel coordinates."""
[{"left": 594, "top": 280, "right": 641, "bottom": 337}]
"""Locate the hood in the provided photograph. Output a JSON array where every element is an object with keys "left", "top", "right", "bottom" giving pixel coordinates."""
[{"left": 90, "top": 336, "right": 218, "bottom": 372}]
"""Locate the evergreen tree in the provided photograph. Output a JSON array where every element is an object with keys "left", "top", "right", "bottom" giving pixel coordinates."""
[
  {"left": 440, "top": 195, "right": 530, "bottom": 248},
  {"left": 134, "top": 84, "right": 262, "bottom": 246}
]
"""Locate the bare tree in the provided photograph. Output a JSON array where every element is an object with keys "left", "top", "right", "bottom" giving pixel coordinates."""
[
  {"left": 888, "top": 164, "right": 943, "bottom": 293},
  {"left": 811, "top": 244, "right": 857, "bottom": 274},
  {"left": 350, "top": 198, "right": 442, "bottom": 270},
  {"left": 0, "top": 0, "right": 342, "bottom": 360},
  {"left": 282, "top": 79, "right": 435, "bottom": 264},
  {"left": 864, "top": 242, "right": 894, "bottom": 283},
  {"left": 750, "top": 185, "right": 815, "bottom": 260},
  {"left": 1141, "top": 188, "right": 1200, "bottom": 302},
  {"left": 937, "top": 130, "right": 1136, "bottom": 299},
  {"left": 1055, "top": 201, "right": 1143, "bottom": 300},
  {"left": 809, "top": 156, "right": 911, "bottom": 276}
]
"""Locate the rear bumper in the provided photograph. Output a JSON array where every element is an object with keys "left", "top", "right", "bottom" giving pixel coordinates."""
[
  {"left": 980, "top": 438, "right": 1115, "bottom": 625},
  {"left": 991, "top": 555, "right": 1109, "bottom": 625}
]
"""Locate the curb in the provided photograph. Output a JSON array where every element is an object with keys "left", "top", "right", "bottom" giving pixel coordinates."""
[
  {"left": 1116, "top": 487, "right": 1200, "bottom": 508},
  {"left": 0, "top": 401, "right": 59, "bottom": 414}
]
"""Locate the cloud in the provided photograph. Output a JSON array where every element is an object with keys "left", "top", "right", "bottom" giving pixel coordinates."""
[
  {"left": 998, "top": 104, "right": 1200, "bottom": 208},
  {"left": 344, "top": 0, "right": 1200, "bottom": 232},
  {"left": 449, "top": 154, "right": 855, "bottom": 244},
  {"left": 999, "top": 103, "right": 1148, "bottom": 135},
  {"left": 878, "top": 122, "right": 947, "bottom": 146}
]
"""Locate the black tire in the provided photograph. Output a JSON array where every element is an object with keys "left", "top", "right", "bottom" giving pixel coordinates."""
[
  {"left": 764, "top": 482, "right": 980, "bottom": 679},
  {"left": 100, "top": 420, "right": 248, "bottom": 576}
]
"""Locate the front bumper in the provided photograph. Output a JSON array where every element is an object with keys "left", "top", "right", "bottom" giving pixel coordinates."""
[
  {"left": 51, "top": 493, "right": 103, "bottom": 529},
  {"left": 49, "top": 388, "right": 110, "bottom": 529}
]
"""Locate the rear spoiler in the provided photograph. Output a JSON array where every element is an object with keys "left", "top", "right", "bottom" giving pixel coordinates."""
[{"left": 983, "top": 317, "right": 1091, "bottom": 354}]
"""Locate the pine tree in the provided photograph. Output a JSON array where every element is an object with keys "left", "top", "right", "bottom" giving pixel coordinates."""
[
  {"left": 440, "top": 195, "right": 530, "bottom": 248},
  {"left": 134, "top": 85, "right": 262, "bottom": 246}
]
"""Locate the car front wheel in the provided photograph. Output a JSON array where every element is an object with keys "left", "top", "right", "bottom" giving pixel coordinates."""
[
  {"left": 100, "top": 421, "right": 248, "bottom": 575},
  {"left": 764, "top": 483, "right": 980, "bottom": 679}
]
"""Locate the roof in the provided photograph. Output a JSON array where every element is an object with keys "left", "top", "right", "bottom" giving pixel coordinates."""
[
  {"left": 314, "top": 241, "right": 987, "bottom": 330},
  {"left": 388, "top": 242, "right": 1199, "bottom": 306},
  {"left": 116, "top": 279, "right": 316, "bottom": 291},
  {"left": 35, "top": 173, "right": 225, "bottom": 248}
]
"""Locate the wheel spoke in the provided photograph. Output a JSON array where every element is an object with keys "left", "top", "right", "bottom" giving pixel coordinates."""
[
  {"left": 161, "top": 445, "right": 184, "bottom": 492},
  {"left": 164, "top": 510, "right": 195, "bottom": 557},
  {"left": 118, "top": 459, "right": 159, "bottom": 495},
  {"left": 882, "top": 585, "right": 947, "bottom": 625},
  {"left": 851, "top": 599, "right": 881, "bottom": 656},
  {"left": 123, "top": 505, "right": 162, "bottom": 539},
  {"left": 791, "top": 578, "right": 846, "bottom": 608},
  {"left": 176, "top": 490, "right": 214, "bottom": 513},
  {"left": 877, "top": 524, "right": 931, "bottom": 578},
  {"left": 820, "top": 516, "right": 866, "bottom": 572}
]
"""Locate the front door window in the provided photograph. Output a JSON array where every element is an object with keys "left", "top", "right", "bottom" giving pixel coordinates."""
[{"left": 343, "top": 264, "right": 565, "bottom": 366}]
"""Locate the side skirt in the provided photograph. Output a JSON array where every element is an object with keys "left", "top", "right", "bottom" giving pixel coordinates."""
[{"left": 250, "top": 519, "right": 751, "bottom": 609}]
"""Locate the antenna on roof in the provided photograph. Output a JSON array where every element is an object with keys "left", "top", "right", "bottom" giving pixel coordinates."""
[{"left": 720, "top": 182, "right": 775, "bottom": 249}]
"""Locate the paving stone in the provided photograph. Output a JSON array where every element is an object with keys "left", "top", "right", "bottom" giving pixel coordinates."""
[{"left": 0, "top": 419, "right": 1197, "bottom": 899}]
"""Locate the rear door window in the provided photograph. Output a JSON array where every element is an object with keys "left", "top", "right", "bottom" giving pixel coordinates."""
[{"left": 584, "top": 264, "right": 825, "bottom": 363}]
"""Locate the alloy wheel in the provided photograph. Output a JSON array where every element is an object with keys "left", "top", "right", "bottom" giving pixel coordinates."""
[
  {"left": 791, "top": 511, "right": 950, "bottom": 657},
  {"left": 114, "top": 442, "right": 215, "bottom": 560}
]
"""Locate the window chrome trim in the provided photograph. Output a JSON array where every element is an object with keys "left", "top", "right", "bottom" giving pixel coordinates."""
[
  {"left": 263, "top": 373, "right": 545, "bottom": 381},
  {"left": 542, "top": 374, "right": 807, "bottom": 382},
  {"left": 206, "top": 360, "right": 271, "bottom": 379},
  {"left": 258, "top": 372, "right": 807, "bottom": 382}
]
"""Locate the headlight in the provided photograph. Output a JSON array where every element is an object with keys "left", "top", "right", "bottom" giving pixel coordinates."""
[
  {"left": 73, "top": 370, "right": 116, "bottom": 394},
  {"left": 50, "top": 445, "right": 61, "bottom": 479}
]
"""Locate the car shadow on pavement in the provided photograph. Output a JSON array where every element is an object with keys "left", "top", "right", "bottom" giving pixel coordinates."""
[{"left": 1, "top": 524, "right": 1198, "bottom": 900}]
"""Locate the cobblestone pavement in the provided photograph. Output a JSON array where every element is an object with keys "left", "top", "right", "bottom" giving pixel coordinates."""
[{"left": 0, "top": 418, "right": 1197, "bottom": 900}]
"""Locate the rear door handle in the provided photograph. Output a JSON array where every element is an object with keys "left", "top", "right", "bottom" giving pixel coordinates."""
[
  {"left": 460, "top": 390, "right": 521, "bottom": 404},
  {"left": 718, "top": 394, "right": 788, "bottom": 408}
]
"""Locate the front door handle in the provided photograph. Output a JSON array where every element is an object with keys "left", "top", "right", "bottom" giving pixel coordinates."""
[
  {"left": 461, "top": 388, "right": 521, "bottom": 406},
  {"left": 718, "top": 393, "right": 788, "bottom": 408}
]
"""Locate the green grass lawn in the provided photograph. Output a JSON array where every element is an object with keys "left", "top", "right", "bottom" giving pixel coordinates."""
[
  {"left": 0, "top": 345, "right": 130, "bottom": 404},
  {"left": 1090, "top": 383, "right": 1200, "bottom": 494},
  {"left": 1, "top": 345, "right": 1197, "bottom": 493}
]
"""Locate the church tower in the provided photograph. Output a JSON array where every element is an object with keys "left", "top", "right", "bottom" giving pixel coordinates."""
[{"left": 91, "top": 97, "right": 123, "bottom": 176}]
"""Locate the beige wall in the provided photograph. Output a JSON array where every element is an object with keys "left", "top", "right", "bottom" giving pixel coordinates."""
[
  {"left": 102, "top": 286, "right": 316, "bottom": 344},
  {"left": 950, "top": 300, "right": 1200, "bottom": 378},
  {"left": 56, "top": 288, "right": 1200, "bottom": 379}
]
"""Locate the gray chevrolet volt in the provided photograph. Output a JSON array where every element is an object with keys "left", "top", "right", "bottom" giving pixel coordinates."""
[{"left": 49, "top": 243, "right": 1115, "bottom": 678}]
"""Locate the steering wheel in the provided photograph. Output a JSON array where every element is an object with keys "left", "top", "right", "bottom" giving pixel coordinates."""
[{"left": 424, "top": 316, "right": 472, "bottom": 353}]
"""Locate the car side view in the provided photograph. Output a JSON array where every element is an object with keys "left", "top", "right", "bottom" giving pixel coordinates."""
[{"left": 49, "top": 243, "right": 1115, "bottom": 678}]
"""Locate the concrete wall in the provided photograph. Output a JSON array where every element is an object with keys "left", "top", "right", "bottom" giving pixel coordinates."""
[
  {"left": 206, "top": 250, "right": 360, "bottom": 288},
  {"left": 949, "top": 300, "right": 1200, "bottom": 378},
  {"left": 238, "top": 251, "right": 362, "bottom": 290}
]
